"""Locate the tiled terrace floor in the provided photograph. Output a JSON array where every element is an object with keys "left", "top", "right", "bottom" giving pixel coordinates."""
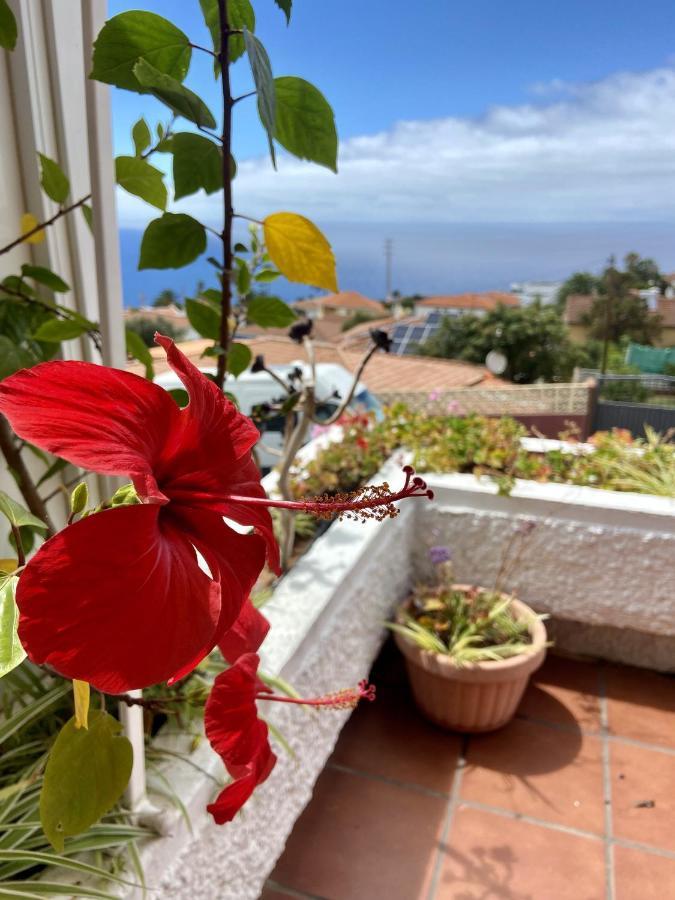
[{"left": 262, "top": 640, "right": 675, "bottom": 900}]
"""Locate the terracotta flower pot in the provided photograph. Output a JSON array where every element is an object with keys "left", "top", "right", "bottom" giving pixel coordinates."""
[{"left": 394, "top": 587, "right": 547, "bottom": 733}]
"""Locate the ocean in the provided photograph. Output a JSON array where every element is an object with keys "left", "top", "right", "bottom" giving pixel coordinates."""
[{"left": 118, "top": 221, "right": 675, "bottom": 307}]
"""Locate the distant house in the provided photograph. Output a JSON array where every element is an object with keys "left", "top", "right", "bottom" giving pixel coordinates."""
[
  {"left": 413, "top": 292, "right": 519, "bottom": 318},
  {"left": 510, "top": 281, "right": 562, "bottom": 306},
  {"left": 295, "top": 291, "right": 387, "bottom": 320},
  {"left": 564, "top": 293, "right": 675, "bottom": 347}
]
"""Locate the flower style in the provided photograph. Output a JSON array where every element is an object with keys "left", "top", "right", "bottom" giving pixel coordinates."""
[{"left": 0, "top": 336, "right": 279, "bottom": 693}]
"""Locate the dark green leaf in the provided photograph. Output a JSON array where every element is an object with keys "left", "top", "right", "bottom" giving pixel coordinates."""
[
  {"left": 115, "top": 155, "right": 167, "bottom": 210},
  {"left": 139, "top": 213, "right": 206, "bottom": 270},
  {"left": 274, "top": 0, "right": 292, "bottom": 23},
  {"left": 280, "top": 391, "right": 301, "bottom": 415},
  {"left": 32, "top": 318, "right": 89, "bottom": 342},
  {"left": 199, "top": 287, "right": 222, "bottom": 307},
  {"left": 125, "top": 328, "right": 154, "bottom": 379},
  {"left": 131, "top": 117, "right": 151, "bottom": 155},
  {"left": 236, "top": 260, "right": 251, "bottom": 296},
  {"left": 198, "top": 0, "right": 255, "bottom": 64},
  {"left": 168, "top": 388, "right": 189, "bottom": 407},
  {"left": 90, "top": 11, "right": 191, "bottom": 93},
  {"left": 234, "top": 242, "right": 248, "bottom": 253},
  {"left": 254, "top": 268, "right": 281, "bottom": 282},
  {"left": 0, "top": 491, "right": 47, "bottom": 531},
  {"left": 40, "top": 711, "right": 133, "bottom": 852},
  {"left": 171, "top": 133, "right": 222, "bottom": 200},
  {"left": 20, "top": 265, "right": 69, "bottom": 293},
  {"left": 38, "top": 154, "right": 69, "bottom": 204},
  {"left": 81, "top": 204, "right": 93, "bottom": 232},
  {"left": 0, "top": 575, "right": 25, "bottom": 679},
  {"left": 244, "top": 30, "right": 275, "bottom": 165},
  {"left": 0, "top": 0, "right": 17, "bottom": 51},
  {"left": 133, "top": 58, "right": 216, "bottom": 129},
  {"left": 35, "top": 456, "right": 69, "bottom": 488},
  {"left": 230, "top": 153, "right": 237, "bottom": 179},
  {"left": 0, "top": 333, "right": 43, "bottom": 379},
  {"left": 247, "top": 295, "right": 296, "bottom": 327},
  {"left": 185, "top": 297, "right": 220, "bottom": 340},
  {"left": 272, "top": 76, "right": 337, "bottom": 172},
  {"left": 228, "top": 342, "right": 252, "bottom": 376},
  {"left": 207, "top": 257, "right": 224, "bottom": 270}
]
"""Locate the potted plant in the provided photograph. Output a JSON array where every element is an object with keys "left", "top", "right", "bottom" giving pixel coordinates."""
[{"left": 389, "top": 524, "right": 548, "bottom": 732}]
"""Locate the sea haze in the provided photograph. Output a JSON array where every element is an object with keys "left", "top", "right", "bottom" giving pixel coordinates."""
[{"left": 118, "top": 221, "right": 675, "bottom": 308}]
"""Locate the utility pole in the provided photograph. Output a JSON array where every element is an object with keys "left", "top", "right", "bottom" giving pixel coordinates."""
[{"left": 384, "top": 238, "right": 393, "bottom": 301}]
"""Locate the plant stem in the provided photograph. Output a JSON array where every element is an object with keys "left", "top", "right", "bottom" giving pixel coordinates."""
[
  {"left": 0, "top": 195, "right": 91, "bottom": 257},
  {"left": 0, "top": 282, "right": 103, "bottom": 354},
  {"left": 0, "top": 416, "right": 56, "bottom": 537},
  {"left": 216, "top": 0, "right": 233, "bottom": 390}
]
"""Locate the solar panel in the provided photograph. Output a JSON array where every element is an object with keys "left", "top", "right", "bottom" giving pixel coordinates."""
[{"left": 388, "top": 312, "right": 444, "bottom": 355}]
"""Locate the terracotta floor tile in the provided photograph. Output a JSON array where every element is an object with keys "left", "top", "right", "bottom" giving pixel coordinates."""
[
  {"left": 271, "top": 766, "right": 446, "bottom": 900},
  {"left": 434, "top": 805, "right": 605, "bottom": 900},
  {"left": 614, "top": 845, "right": 675, "bottom": 900},
  {"left": 461, "top": 718, "right": 605, "bottom": 834},
  {"left": 519, "top": 654, "right": 602, "bottom": 731},
  {"left": 606, "top": 665, "right": 675, "bottom": 749},
  {"left": 611, "top": 742, "right": 675, "bottom": 853},
  {"left": 330, "top": 680, "right": 461, "bottom": 794}
]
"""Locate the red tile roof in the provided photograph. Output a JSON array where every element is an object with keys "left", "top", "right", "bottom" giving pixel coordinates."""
[
  {"left": 416, "top": 292, "right": 519, "bottom": 311},
  {"left": 564, "top": 293, "right": 675, "bottom": 328},
  {"left": 294, "top": 291, "right": 387, "bottom": 315},
  {"left": 127, "top": 336, "right": 503, "bottom": 392}
]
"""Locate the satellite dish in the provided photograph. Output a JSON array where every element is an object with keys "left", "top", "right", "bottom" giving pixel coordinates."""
[{"left": 485, "top": 350, "right": 507, "bottom": 375}]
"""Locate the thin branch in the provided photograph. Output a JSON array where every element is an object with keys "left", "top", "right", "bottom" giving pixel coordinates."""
[
  {"left": 141, "top": 116, "right": 177, "bottom": 159},
  {"left": 215, "top": 0, "right": 234, "bottom": 389},
  {"left": 0, "top": 416, "right": 56, "bottom": 537},
  {"left": 233, "top": 89, "right": 257, "bottom": 105},
  {"left": 197, "top": 125, "right": 224, "bottom": 144},
  {"left": 0, "top": 194, "right": 91, "bottom": 257},
  {"left": 317, "top": 344, "right": 379, "bottom": 425},
  {"left": 10, "top": 524, "right": 25, "bottom": 568},
  {"left": 189, "top": 41, "right": 217, "bottom": 57},
  {"left": 233, "top": 212, "right": 264, "bottom": 226},
  {"left": 0, "top": 283, "right": 103, "bottom": 354}
]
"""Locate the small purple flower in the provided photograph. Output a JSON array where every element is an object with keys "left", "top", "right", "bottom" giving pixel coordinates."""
[{"left": 429, "top": 545, "right": 452, "bottom": 565}]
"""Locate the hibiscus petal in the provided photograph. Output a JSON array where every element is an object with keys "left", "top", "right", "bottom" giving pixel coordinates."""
[
  {"left": 16, "top": 505, "right": 221, "bottom": 693},
  {"left": 172, "top": 508, "right": 266, "bottom": 650},
  {"left": 218, "top": 600, "right": 270, "bottom": 664},
  {"left": 0, "top": 361, "right": 180, "bottom": 499},
  {"left": 206, "top": 743, "right": 276, "bottom": 825}
]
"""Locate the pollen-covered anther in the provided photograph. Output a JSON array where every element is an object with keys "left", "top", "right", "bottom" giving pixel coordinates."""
[{"left": 258, "top": 680, "right": 377, "bottom": 711}]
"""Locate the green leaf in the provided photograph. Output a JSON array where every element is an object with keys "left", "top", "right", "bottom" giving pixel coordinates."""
[
  {"left": 133, "top": 58, "right": 216, "bottom": 129},
  {"left": 171, "top": 133, "right": 222, "bottom": 200},
  {"left": 244, "top": 30, "right": 276, "bottom": 165},
  {"left": 246, "top": 295, "right": 296, "bottom": 327},
  {"left": 32, "top": 318, "right": 89, "bottom": 342},
  {"left": 272, "top": 77, "right": 337, "bottom": 172},
  {"left": 274, "top": 0, "right": 292, "bottom": 23},
  {"left": 20, "top": 265, "right": 69, "bottom": 293},
  {"left": 168, "top": 388, "right": 189, "bottom": 407},
  {"left": 0, "top": 337, "right": 33, "bottom": 380},
  {"left": 90, "top": 11, "right": 191, "bottom": 93},
  {"left": 81, "top": 204, "right": 93, "bottom": 232},
  {"left": 254, "top": 268, "right": 281, "bottom": 282},
  {"left": 0, "top": 0, "right": 17, "bottom": 51},
  {"left": 198, "top": 0, "right": 254, "bottom": 64},
  {"left": 131, "top": 117, "right": 151, "bottom": 155},
  {"left": 185, "top": 297, "right": 221, "bottom": 340},
  {"left": 0, "top": 576, "right": 25, "bottom": 679},
  {"left": 38, "top": 154, "right": 69, "bottom": 204},
  {"left": 40, "top": 710, "right": 133, "bottom": 853},
  {"left": 115, "top": 155, "right": 167, "bottom": 211},
  {"left": 35, "top": 456, "right": 68, "bottom": 488},
  {"left": 228, "top": 342, "right": 252, "bottom": 377},
  {"left": 236, "top": 260, "right": 251, "bottom": 296},
  {"left": 125, "top": 328, "right": 154, "bottom": 380},
  {"left": 139, "top": 213, "right": 206, "bottom": 270},
  {"left": 199, "top": 287, "right": 223, "bottom": 307},
  {"left": 0, "top": 491, "right": 47, "bottom": 531}
]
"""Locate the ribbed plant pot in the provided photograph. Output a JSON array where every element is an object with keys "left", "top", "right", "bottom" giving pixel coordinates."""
[{"left": 394, "top": 589, "right": 547, "bottom": 733}]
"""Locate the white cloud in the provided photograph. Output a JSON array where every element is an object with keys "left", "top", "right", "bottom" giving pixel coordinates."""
[{"left": 116, "top": 65, "right": 675, "bottom": 227}]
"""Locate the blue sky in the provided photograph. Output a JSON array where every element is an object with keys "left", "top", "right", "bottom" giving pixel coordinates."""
[{"left": 109, "top": 0, "right": 675, "bottom": 227}]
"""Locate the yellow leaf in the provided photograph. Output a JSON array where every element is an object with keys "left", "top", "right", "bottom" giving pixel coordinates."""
[
  {"left": 263, "top": 212, "right": 337, "bottom": 292},
  {"left": 21, "top": 213, "right": 45, "bottom": 245},
  {"left": 73, "top": 680, "right": 90, "bottom": 730},
  {"left": 0, "top": 559, "right": 17, "bottom": 575}
]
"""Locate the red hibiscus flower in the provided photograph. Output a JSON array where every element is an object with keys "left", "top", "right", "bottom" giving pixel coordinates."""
[
  {"left": 205, "top": 650, "right": 376, "bottom": 824},
  {"left": 0, "top": 335, "right": 279, "bottom": 693}
]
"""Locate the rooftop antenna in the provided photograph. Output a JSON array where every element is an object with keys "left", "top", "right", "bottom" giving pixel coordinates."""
[{"left": 384, "top": 238, "right": 393, "bottom": 301}]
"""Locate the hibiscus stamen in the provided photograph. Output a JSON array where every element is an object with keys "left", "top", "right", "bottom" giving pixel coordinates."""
[
  {"left": 256, "top": 679, "right": 376, "bottom": 710},
  {"left": 224, "top": 466, "right": 433, "bottom": 523}
]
